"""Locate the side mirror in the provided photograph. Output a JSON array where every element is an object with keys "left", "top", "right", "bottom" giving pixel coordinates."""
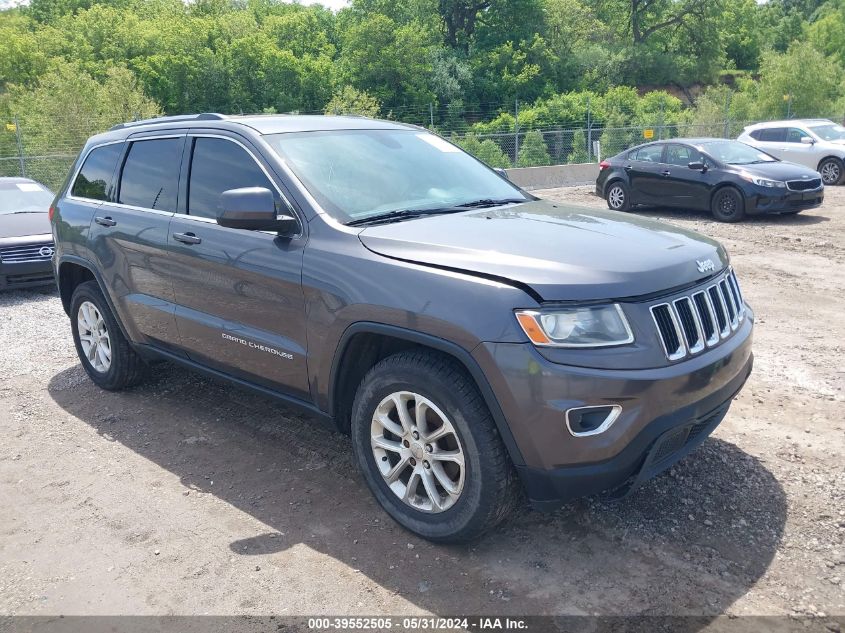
[
  {"left": 800, "top": 136, "right": 815, "bottom": 145},
  {"left": 217, "top": 187, "right": 298, "bottom": 235},
  {"left": 688, "top": 161, "right": 707, "bottom": 172},
  {"left": 494, "top": 167, "right": 510, "bottom": 180}
]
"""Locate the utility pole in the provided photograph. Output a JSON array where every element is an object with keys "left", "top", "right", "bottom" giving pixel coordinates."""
[
  {"left": 13, "top": 116, "right": 25, "bottom": 178},
  {"left": 723, "top": 91, "right": 732, "bottom": 138},
  {"left": 429, "top": 103, "right": 434, "bottom": 128},
  {"left": 586, "top": 96, "right": 592, "bottom": 162},
  {"left": 514, "top": 98, "right": 519, "bottom": 166}
]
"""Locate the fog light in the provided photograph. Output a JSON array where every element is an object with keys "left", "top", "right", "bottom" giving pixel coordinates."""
[{"left": 566, "top": 405, "right": 622, "bottom": 437}]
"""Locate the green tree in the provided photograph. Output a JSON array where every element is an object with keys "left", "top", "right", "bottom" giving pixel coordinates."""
[
  {"left": 568, "top": 128, "right": 590, "bottom": 163},
  {"left": 517, "top": 129, "right": 551, "bottom": 166},
  {"left": 338, "top": 14, "right": 437, "bottom": 107},
  {"left": 756, "top": 42, "right": 843, "bottom": 118},
  {"left": 324, "top": 86, "right": 381, "bottom": 117},
  {"left": 453, "top": 133, "right": 511, "bottom": 168}
]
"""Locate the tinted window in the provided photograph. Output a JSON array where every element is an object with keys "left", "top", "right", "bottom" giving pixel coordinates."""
[
  {"left": 786, "top": 128, "right": 810, "bottom": 143},
  {"left": 630, "top": 144, "right": 663, "bottom": 162},
  {"left": 758, "top": 128, "right": 786, "bottom": 142},
  {"left": 118, "top": 138, "right": 182, "bottom": 210},
  {"left": 188, "top": 137, "right": 277, "bottom": 219},
  {"left": 665, "top": 144, "right": 700, "bottom": 167},
  {"left": 71, "top": 143, "right": 122, "bottom": 201}
]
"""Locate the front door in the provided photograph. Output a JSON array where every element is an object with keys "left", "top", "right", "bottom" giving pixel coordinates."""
[
  {"left": 167, "top": 134, "right": 310, "bottom": 400},
  {"left": 661, "top": 143, "right": 713, "bottom": 210},
  {"left": 779, "top": 127, "right": 818, "bottom": 169}
]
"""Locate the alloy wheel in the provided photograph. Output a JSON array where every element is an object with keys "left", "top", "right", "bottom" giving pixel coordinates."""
[
  {"left": 370, "top": 391, "right": 465, "bottom": 513},
  {"left": 77, "top": 300, "right": 112, "bottom": 373},
  {"left": 716, "top": 191, "right": 738, "bottom": 216},
  {"left": 608, "top": 185, "right": 625, "bottom": 209},
  {"left": 821, "top": 161, "right": 841, "bottom": 185}
]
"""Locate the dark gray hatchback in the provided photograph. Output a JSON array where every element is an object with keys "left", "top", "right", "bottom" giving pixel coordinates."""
[{"left": 51, "top": 114, "right": 753, "bottom": 542}]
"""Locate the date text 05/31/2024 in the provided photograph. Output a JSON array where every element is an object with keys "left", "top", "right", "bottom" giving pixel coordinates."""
[{"left": 307, "top": 617, "right": 528, "bottom": 630}]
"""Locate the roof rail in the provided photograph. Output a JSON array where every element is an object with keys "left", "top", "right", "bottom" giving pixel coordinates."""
[{"left": 110, "top": 113, "right": 227, "bottom": 131}]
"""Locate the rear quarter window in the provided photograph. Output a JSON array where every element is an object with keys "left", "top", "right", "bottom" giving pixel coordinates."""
[{"left": 71, "top": 143, "right": 123, "bottom": 201}]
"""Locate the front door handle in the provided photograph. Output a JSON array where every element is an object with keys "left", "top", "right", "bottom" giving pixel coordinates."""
[
  {"left": 173, "top": 232, "right": 202, "bottom": 245},
  {"left": 661, "top": 170, "right": 671, "bottom": 176},
  {"left": 94, "top": 216, "right": 116, "bottom": 227}
]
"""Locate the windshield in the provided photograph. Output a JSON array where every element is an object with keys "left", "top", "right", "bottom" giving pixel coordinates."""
[
  {"left": 0, "top": 181, "right": 54, "bottom": 214},
  {"left": 700, "top": 140, "right": 778, "bottom": 165},
  {"left": 264, "top": 129, "right": 528, "bottom": 223},
  {"left": 808, "top": 123, "right": 845, "bottom": 141}
]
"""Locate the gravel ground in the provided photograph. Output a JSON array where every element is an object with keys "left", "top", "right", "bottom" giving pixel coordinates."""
[{"left": 0, "top": 186, "right": 843, "bottom": 624}]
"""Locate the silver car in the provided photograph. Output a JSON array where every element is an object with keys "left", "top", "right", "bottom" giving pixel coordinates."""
[{"left": 738, "top": 119, "right": 845, "bottom": 186}]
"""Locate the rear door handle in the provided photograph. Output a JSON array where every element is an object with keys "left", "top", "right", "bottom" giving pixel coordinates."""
[
  {"left": 661, "top": 170, "right": 671, "bottom": 176},
  {"left": 624, "top": 165, "right": 633, "bottom": 171},
  {"left": 172, "top": 232, "right": 201, "bottom": 245},
  {"left": 94, "top": 216, "right": 116, "bottom": 227}
]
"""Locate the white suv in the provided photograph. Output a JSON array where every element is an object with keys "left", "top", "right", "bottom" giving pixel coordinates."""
[{"left": 738, "top": 119, "right": 845, "bottom": 186}]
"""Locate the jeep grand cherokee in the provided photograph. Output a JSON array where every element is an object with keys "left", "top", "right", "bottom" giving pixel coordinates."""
[{"left": 51, "top": 114, "right": 753, "bottom": 542}]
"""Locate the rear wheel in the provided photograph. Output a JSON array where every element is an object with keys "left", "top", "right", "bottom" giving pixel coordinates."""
[
  {"left": 605, "top": 181, "right": 631, "bottom": 212},
  {"left": 350, "top": 350, "right": 519, "bottom": 542},
  {"left": 711, "top": 186, "right": 745, "bottom": 223},
  {"left": 818, "top": 157, "right": 844, "bottom": 186},
  {"left": 70, "top": 281, "right": 147, "bottom": 390}
]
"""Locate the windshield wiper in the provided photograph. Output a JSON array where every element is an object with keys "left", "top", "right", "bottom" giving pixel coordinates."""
[
  {"left": 346, "top": 207, "right": 459, "bottom": 226},
  {"left": 346, "top": 198, "right": 526, "bottom": 227},
  {"left": 450, "top": 197, "right": 526, "bottom": 209}
]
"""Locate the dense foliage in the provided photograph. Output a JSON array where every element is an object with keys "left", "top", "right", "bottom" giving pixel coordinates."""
[{"left": 2, "top": 0, "right": 845, "bottom": 171}]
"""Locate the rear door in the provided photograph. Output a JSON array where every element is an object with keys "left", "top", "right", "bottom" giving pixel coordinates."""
[
  {"left": 625, "top": 143, "right": 666, "bottom": 204},
  {"left": 748, "top": 127, "right": 788, "bottom": 160},
  {"left": 167, "top": 133, "right": 310, "bottom": 399},
  {"left": 86, "top": 134, "right": 185, "bottom": 352}
]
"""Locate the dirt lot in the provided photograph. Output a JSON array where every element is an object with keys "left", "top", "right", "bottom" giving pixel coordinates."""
[{"left": 1, "top": 185, "right": 843, "bottom": 624}]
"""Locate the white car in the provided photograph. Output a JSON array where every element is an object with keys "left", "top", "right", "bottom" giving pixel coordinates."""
[{"left": 738, "top": 119, "right": 845, "bottom": 186}]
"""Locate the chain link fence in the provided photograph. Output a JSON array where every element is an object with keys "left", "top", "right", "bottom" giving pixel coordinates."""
[{"left": 0, "top": 112, "right": 838, "bottom": 190}]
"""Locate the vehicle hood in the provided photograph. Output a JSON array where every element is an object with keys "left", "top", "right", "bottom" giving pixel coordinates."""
[
  {"left": 0, "top": 212, "right": 51, "bottom": 239},
  {"left": 735, "top": 161, "right": 821, "bottom": 180},
  {"left": 357, "top": 200, "right": 728, "bottom": 301}
]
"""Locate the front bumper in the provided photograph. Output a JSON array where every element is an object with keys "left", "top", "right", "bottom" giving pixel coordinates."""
[
  {"left": 0, "top": 259, "right": 55, "bottom": 290},
  {"left": 746, "top": 186, "right": 823, "bottom": 214},
  {"left": 473, "top": 313, "right": 753, "bottom": 509}
]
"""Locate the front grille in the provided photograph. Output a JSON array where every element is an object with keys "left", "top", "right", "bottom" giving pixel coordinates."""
[
  {"left": 786, "top": 178, "right": 821, "bottom": 191},
  {"left": 0, "top": 242, "right": 54, "bottom": 263},
  {"left": 650, "top": 268, "right": 745, "bottom": 361}
]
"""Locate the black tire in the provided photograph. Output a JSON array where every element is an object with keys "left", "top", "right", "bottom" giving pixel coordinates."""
[
  {"left": 605, "top": 180, "right": 631, "bottom": 212},
  {"left": 710, "top": 186, "right": 746, "bottom": 223},
  {"left": 818, "top": 157, "right": 844, "bottom": 186},
  {"left": 70, "top": 280, "right": 147, "bottom": 390},
  {"left": 350, "top": 350, "right": 520, "bottom": 542}
]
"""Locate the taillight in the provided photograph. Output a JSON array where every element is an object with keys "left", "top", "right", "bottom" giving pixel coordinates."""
[
  {"left": 49, "top": 205, "right": 55, "bottom": 222},
  {"left": 599, "top": 160, "right": 611, "bottom": 170}
]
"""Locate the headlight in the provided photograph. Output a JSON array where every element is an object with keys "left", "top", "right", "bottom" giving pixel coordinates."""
[
  {"left": 515, "top": 304, "right": 634, "bottom": 348},
  {"left": 742, "top": 174, "right": 785, "bottom": 188}
]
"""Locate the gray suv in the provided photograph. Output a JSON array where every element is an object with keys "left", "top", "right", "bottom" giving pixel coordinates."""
[{"left": 51, "top": 114, "right": 754, "bottom": 542}]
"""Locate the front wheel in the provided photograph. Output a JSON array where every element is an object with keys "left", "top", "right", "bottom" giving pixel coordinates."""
[
  {"left": 711, "top": 187, "right": 746, "bottom": 223},
  {"left": 818, "top": 157, "right": 844, "bottom": 186},
  {"left": 350, "top": 350, "right": 519, "bottom": 542},
  {"left": 605, "top": 181, "right": 631, "bottom": 212}
]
